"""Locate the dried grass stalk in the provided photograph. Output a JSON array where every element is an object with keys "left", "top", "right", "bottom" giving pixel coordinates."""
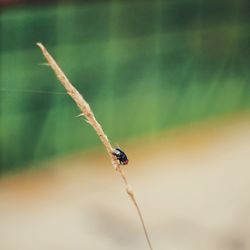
[{"left": 37, "top": 43, "right": 153, "bottom": 250}]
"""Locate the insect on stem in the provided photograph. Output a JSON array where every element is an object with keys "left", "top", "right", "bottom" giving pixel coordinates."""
[{"left": 36, "top": 42, "right": 154, "bottom": 250}]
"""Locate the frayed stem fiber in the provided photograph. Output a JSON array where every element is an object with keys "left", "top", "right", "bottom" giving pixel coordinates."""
[{"left": 37, "top": 43, "right": 153, "bottom": 250}]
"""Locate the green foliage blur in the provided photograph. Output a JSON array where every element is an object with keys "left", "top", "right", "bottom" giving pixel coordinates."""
[{"left": 0, "top": 1, "right": 249, "bottom": 174}]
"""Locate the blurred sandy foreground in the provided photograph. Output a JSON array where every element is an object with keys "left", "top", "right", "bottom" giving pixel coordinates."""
[{"left": 0, "top": 113, "right": 250, "bottom": 250}]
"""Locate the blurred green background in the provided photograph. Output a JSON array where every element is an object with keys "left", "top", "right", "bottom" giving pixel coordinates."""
[{"left": 1, "top": 0, "right": 249, "bottom": 174}]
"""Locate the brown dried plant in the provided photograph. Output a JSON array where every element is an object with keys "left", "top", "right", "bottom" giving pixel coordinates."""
[{"left": 37, "top": 43, "right": 153, "bottom": 250}]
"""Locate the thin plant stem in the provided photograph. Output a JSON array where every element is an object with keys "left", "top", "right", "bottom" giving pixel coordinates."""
[{"left": 37, "top": 43, "right": 153, "bottom": 250}]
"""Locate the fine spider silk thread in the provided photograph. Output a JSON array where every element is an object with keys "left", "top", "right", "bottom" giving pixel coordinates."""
[{"left": 0, "top": 88, "right": 67, "bottom": 95}]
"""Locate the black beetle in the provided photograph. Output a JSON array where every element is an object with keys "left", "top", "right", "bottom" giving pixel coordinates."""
[{"left": 112, "top": 147, "right": 129, "bottom": 165}]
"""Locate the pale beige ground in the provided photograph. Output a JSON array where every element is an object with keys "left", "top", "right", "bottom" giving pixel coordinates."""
[{"left": 0, "top": 113, "right": 250, "bottom": 250}]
